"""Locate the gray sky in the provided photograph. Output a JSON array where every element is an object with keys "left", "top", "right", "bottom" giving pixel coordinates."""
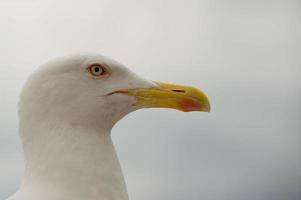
[{"left": 0, "top": 0, "right": 301, "bottom": 200}]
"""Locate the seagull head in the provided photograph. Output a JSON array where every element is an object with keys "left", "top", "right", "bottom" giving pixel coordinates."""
[{"left": 19, "top": 53, "right": 210, "bottom": 130}]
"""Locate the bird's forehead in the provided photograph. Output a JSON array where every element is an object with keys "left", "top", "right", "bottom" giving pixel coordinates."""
[
  {"left": 83, "top": 54, "right": 126, "bottom": 70},
  {"left": 61, "top": 53, "right": 123, "bottom": 68},
  {"left": 38, "top": 53, "right": 126, "bottom": 76}
]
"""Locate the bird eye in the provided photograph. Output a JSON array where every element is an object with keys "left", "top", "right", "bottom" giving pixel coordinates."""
[{"left": 88, "top": 64, "right": 107, "bottom": 77}]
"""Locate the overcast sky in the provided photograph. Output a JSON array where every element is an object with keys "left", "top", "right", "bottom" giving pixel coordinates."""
[{"left": 0, "top": 0, "right": 301, "bottom": 200}]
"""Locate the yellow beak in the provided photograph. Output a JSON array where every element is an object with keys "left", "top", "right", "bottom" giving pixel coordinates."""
[{"left": 124, "top": 82, "right": 210, "bottom": 112}]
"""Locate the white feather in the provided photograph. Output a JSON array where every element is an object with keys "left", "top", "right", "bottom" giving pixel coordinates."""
[{"left": 8, "top": 53, "right": 154, "bottom": 200}]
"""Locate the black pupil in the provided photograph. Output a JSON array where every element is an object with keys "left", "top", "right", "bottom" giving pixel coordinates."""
[{"left": 94, "top": 67, "right": 100, "bottom": 73}]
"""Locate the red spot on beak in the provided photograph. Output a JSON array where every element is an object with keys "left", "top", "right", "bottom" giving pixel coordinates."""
[{"left": 178, "top": 99, "right": 202, "bottom": 112}]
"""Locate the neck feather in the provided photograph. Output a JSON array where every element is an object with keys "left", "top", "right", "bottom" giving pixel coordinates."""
[{"left": 17, "top": 122, "right": 128, "bottom": 200}]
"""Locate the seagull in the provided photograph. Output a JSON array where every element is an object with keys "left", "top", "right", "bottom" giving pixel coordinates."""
[{"left": 7, "top": 53, "right": 210, "bottom": 200}]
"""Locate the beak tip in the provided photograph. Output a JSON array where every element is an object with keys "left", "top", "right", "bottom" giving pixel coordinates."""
[
  {"left": 205, "top": 102, "right": 211, "bottom": 112},
  {"left": 200, "top": 102, "right": 211, "bottom": 112}
]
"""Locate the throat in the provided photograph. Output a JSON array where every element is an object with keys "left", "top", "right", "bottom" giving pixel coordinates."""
[{"left": 19, "top": 125, "right": 128, "bottom": 200}]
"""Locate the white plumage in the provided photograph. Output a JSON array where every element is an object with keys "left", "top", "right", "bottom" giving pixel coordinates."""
[{"left": 7, "top": 53, "right": 210, "bottom": 200}]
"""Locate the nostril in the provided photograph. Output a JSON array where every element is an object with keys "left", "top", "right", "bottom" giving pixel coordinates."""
[{"left": 172, "top": 89, "right": 186, "bottom": 93}]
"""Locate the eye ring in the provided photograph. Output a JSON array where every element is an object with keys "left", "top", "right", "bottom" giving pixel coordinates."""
[{"left": 87, "top": 63, "right": 108, "bottom": 77}]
